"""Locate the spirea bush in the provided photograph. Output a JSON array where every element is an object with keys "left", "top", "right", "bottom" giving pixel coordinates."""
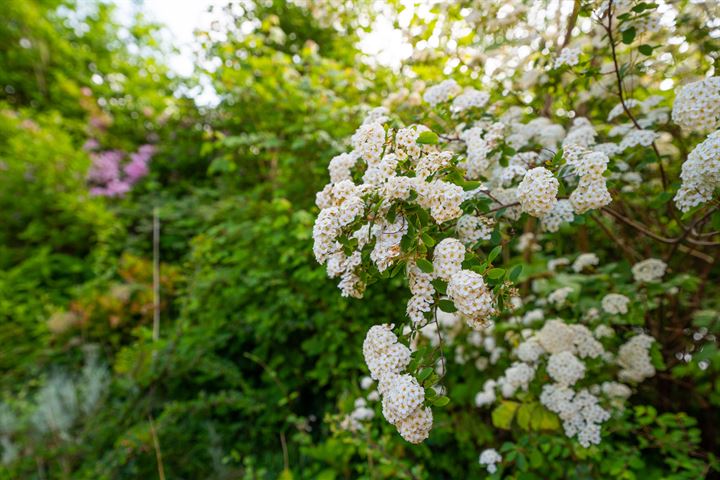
[{"left": 312, "top": 0, "right": 720, "bottom": 476}]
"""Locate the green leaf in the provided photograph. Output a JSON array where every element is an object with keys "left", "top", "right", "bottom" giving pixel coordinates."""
[
  {"left": 431, "top": 279, "right": 448, "bottom": 294},
  {"left": 516, "top": 402, "right": 537, "bottom": 431},
  {"left": 486, "top": 268, "right": 506, "bottom": 279},
  {"left": 462, "top": 180, "right": 482, "bottom": 191},
  {"left": 509, "top": 264, "right": 523, "bottom": 282},
  {"left": 492, "top": 401, "right": 520, "bottom": 429},
  {"left": 421, "top": 232, "right": 436, "bottom": 247},
  {"left": 417, "top": 131, "right": 439, "bottom": 145},
  {"left": 416, "top": 258, "right": 434, "bottom": 273},
  {"left": 433, "top": 396, "right": 450, "bottom": 407},
  {"left": 638, "top": 44, "right": 654, "bottom": 55},
  {"left": 438, "top": 299, "right": 457, "bottom": 313},
  {"left": 417, "top": 367, "right": 433, "bottom": 382},
  {"left": 530, "top": 405, "right": 561, "bottom": 431},
  {"left": 488, "top": 245, "right": 502, "bottom": 263},
  {"left": 622, "top": 27, "right": 636, "bottom": 44}
]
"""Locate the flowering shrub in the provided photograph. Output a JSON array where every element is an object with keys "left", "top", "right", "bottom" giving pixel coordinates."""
[
  {"left": 311, "top": 0, "right": 720, "bottom": 475},
  {"left": 2, "top": 0, "right": 720, "bottom": 478}
]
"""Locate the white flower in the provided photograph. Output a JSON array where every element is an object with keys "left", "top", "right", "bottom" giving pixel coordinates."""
[
  {"left": 360, "top": 376, "right": 374, "bottom": 390},
  {"left": 447, "top": 270, "right": 495, "bottom": 328},
  {"left": 479, "top": 448, "right": 502, "bottom": 474},
  {"left": 548, "top": 258, "right": 570, "bottom": 271},
  {"left": 432, "top": 238, "right": 466, "bottom": 281},
  {"left": 594, "top": 324, "right": 615, "bottom": 339},
  {"left": 570, "top": 177, "right": 612, "bottom": 213},
  {"left": 500, "top": 362, "right": 536, "bottom": 397},
  {"left": 516, "top": 167, "right": 559, "bottom": 217},
  {"left": 381, "top": 374, "right": 425, "bottom": 425},
  {"left": 573, "top": 253, "right": 599, "bottom": 272},
  {"left": 541, "top": 199, "right": 574, "bottom": 232},
  {"left": 554, "top": 48, "right": 581, "bottom": 68},
  {"left": 452, "top": 88, "right": 489, "bottom": 112},
  {"left": 328, "top": 152, "right": 359, "bottom": 183},
  {"left": 672, "top": 77, "right": 720, "bottom": 133},
  {"left": 362, "top": 325, "right": 411, "bottom": 381},
  {"left": 537, "top": 319, "right": 575, "bottom": 353},
  {"left": 547, "top": 351, "right": 586, "bottom": 386},
  {"left": 475, "top": 379, "right": 497, "bottom": 407},
  {"left": 619, "top": 129, "right": 658, "bottom": 151},
  {"left": 548, "top": 286, "right": 574, "bottom": 306},
  {"left": 601, "top": 294, "right": 630, "bottom": 315},
  {"left": 517, "top": 338, "right": 545, "bottom": 363},
  {"left": 617, "top": 334, "right": 656, "bottom": 383},
  {"left": 352, "top": 122, "right": 386, "bottom": 164},
  {"left": 397, "top": 405, "right": 433, "bottom": 444},
  {"left": 631, "top": 258, "right": 666, "bottom": 283},
  {"left": 674, "top": 130, "right": 720, "bottom": 212},
  {"left": 423, "top": 80, "right": 461, "bottom": 106},
  {"left": 457, "top": 214, "right": 495, "bottom": 245}
]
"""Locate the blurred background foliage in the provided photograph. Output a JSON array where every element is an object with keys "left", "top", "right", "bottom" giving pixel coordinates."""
[{"left": 0, "top": 0, "right": 718, "bottom": 479}]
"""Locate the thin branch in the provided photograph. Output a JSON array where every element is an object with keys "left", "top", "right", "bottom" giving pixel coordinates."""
[
  {"left": 604, "top": 1, "right": 668, "bottom": 190},
  {"left": 590, "top": 212, "right": 639, "bottom": 261},
  {"left": 148, "top": 415, "right": 166, "bottom": 480}
]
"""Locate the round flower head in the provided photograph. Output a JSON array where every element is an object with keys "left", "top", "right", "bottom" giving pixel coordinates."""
[
  {"left": 601, "top": 293, "right": 630, "bottom": 315},
  {"left": 516, "top": 167, "right": 559, "bottom": 217},
  {"left": 631, "top": 258, "right": 666, "bottom": 283},
  {"left": 447, "top": 270, "right": 495, "bottom": 327},
  {"left": 432, "top": 238, "right": 466, "bottom": 281},
  {"left": 671, "top": 77, "right": 720, "bottom": 133},
  {"left": 397, "top": 406, "right": 433, "bottom": 444}
]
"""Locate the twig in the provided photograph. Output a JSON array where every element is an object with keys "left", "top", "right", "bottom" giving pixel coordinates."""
[
  {"left": 148, "top": 415, "right": 166, "bottom": 480},
  {"left": 590, "top": 213, "right": 639, "bottom": 261},
  {"left": 604, "top": 0, "right": 668, "bottom": 190},
  {"left": 280, "top": 432, "right": 290, "bottom": 472}
]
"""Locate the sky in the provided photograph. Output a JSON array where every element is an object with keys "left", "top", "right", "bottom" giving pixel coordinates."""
[{"left": 114, "top": 0, "right": 412, "bottom": 105}]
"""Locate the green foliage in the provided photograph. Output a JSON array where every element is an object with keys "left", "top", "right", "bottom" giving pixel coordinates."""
[{"left": 0, "top": 0, "right": 718, "bottom": 479}]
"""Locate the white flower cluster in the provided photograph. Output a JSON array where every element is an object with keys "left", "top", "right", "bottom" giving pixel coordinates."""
[
  {"left": 423, "top": 79, "right": 461, "bottom": 106},
  {"left": 516, "top": 167, "right": 559, "bottom": 217},
  {"left": 565, "top": 146, "right": 612, "bottom": 214},
  {"left": 452, "top": 87, "right": 490, "bottom": 113},
  {"left": 433, "top": 238, "right": 466, "bottom": 281},
  {"left": 540, "top": 199, "right": 574, "bottom": 232},
  {"left": 362, "top": 324, "right": 411, "bottom": 381},
  {"left": 474, "top": 309, "right": 657, "bottom": 449},
  {"left": 457, "top": 214, "right": 495, "bottom": 245},
  {"left": 447, "top": 269, "right": 496, "bottom": 329},
  {"left": 459, "top": 124, "right": 504, "bottom": 179},
  {"left": 572, "top": 252, "right": 599, "bottom": 272},
  {"left": 618, "top": 129, "right": 658, "bottom": 151},
  {"left": 601, "top": 293, "right": 630, "bottom": 315},
  {"left": 499, "top": 362, "right": 536, "bottom": 397},
  {"left": 617, "top": 333, "right": 656, "bottom": 383},
  {"left": 339, "top": 397, "right": 376, "bottom": 432},
  {"left": 631, "top": 258, "right": 666, "bottom": 283},
  {"left": 554, "top": 48, "right": 581, "bottom": 68},
  {"left": 540, "top": 384, "right": 610, "bottom": 447},
  {"left": 674, "top": 130, "right": 720, "bottom": 212},
  {"left": 479, "top": 448, "right": 502, "bottom": 474},
  {"left": 548, "top": 287, "right": 574, "bottom": 307},
  {"left": 407, "top": 260, "right": 436, "bottom": 324},
  {"left": 547, "top": 351, "right": 586, "bottom": 386},
  {"left": 671, "top": 77, "right": 720, "bottom": 133},
  {"left": 362, "top": 325, "right": 433, "bottom": 443}
]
